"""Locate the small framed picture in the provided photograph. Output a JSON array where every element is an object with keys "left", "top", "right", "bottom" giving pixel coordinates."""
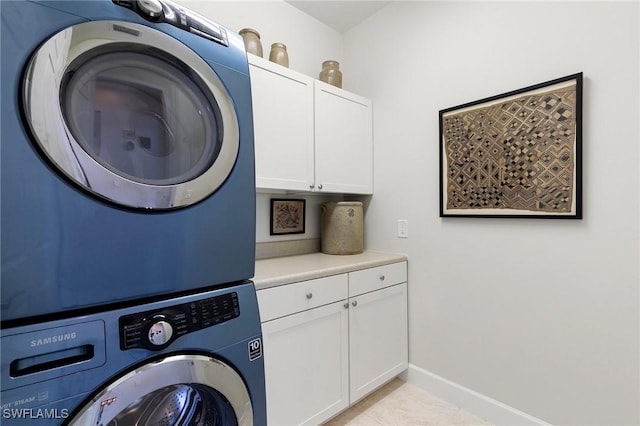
[{"left": 270, "top": 199, "right": 306, "bottom": 235}]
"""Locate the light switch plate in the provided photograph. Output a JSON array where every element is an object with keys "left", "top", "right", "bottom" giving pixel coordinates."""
[{"left": 397, "top": 220, "right": 408, "bottom": 238}]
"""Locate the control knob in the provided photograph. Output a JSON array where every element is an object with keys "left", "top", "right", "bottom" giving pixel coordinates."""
[
  {"left": 137, "top": 0, "right": 164, "bottom": 20},
  {"left": 146, "top": 317, "right": 174, "bottom": 349}
]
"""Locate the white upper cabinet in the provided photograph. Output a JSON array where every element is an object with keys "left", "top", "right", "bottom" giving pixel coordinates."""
[
  {"left": 248, "top": 55, "right": 373, "bottom": 195},
  {"left": 314, "top": 81, "right": 373, "bottom": 194},
  {"left": 248, "top": 56, "right": 315, "bottom": 191}
]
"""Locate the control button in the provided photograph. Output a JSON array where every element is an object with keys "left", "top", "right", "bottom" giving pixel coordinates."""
[
  {"left": 113, "top": 0, "right": 135, "bottom": 8},
  {"left": 179, "top": 8, "right": 187, "bottom": 26},
  {"left": 147, "top": 320, "right": 173, "bottom": 347},
  {"left": 137, "top": 0, "right": 163, "bottom": 20}
]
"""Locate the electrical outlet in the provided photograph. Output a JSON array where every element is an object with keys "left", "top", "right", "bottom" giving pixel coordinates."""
[{"left": 397, "top": 220, "right": 408, "bottom": 238}]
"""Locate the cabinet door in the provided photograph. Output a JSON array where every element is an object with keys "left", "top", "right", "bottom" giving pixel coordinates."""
[
  {"left": 249, "top": 56, "right": 315, "bottom": 191},
  {"left": 262, "top": 301, "right": 349, "bottom": 426},
  {"left": 314, "top": 81, "right": 373, "bottom": 195},
  {"left": 349, "top": 282, "right": 408, "bottom": 403}
]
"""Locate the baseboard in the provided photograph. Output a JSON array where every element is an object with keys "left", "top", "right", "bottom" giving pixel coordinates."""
[{"left": 400, "top": 364, "right": 552, "bottom": 426}]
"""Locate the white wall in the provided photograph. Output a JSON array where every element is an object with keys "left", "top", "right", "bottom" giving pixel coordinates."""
[
  {"left": 344, "top": 2, "right": 639, "bottom": 425},
  {"left": 177, "top": 1, "right": 343, "bottom": 77}
]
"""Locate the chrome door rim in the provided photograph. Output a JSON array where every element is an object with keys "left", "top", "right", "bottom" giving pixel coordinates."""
[
  {"left": 22, "top": 20, "right": 240, "bottom": 210},
  {"left": 66, "top": 354, "right": 253, "bottom": 425}
]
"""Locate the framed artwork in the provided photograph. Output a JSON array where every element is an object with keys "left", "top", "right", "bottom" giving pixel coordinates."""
[
  {"left": 439, "top": 73, "right": 583, "bottom": 219},
  {"left": 270, "top": 199, "right": 306, "bottom": 235}
]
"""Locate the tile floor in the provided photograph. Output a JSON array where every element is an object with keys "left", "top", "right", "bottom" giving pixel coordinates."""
[{"left": 323, "top": 379, "right": 494, "bottom": 426}]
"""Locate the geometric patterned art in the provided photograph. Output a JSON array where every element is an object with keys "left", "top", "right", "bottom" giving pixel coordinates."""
[{"left": 439, "top": 73, "right": 583, "bottom": 218}]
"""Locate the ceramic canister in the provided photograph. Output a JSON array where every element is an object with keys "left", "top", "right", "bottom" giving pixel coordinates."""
[
  {"left": 319, "top": 60, "right": 342, "bottom": 88},
  {"left": 239, "top": 28, "right": 263, "bottom": 57},
  {"left": 269, "top": 43, "right": 289, "bottom": 67},
  {"left": 320, "top": 201, "right": 364, "bottom": 255}
]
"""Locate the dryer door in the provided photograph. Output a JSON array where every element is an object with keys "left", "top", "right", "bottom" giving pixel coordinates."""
[
  {"left": 22, "top": 20, "right": 239, "bottom": 210},
  {"left": 66, "top": 354, "right": 252, "bottom": 425}
]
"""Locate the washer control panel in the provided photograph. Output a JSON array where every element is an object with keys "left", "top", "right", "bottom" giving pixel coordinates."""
[{"left": 119, "top": 292, "right": 240, "bottom": 351}]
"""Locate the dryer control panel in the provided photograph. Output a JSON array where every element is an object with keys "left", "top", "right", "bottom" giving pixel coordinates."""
[
  {"left": 113, "top": 0, "right": 229, "bottom": 46},
  {"left": 119, "top": 292, "right": 240, "bottom": 351}
]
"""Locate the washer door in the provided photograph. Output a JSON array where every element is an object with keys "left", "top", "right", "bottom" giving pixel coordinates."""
[
  {"left": 22, "top": 21, "right": 239, "bottom": 209},
  {"left": 67, "top": 354, "right": 252, "bottom": 425}
]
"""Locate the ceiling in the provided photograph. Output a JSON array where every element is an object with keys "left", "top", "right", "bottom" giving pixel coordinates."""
[{"left": 285, "top": 1, "right": 391, "bottom": 33}]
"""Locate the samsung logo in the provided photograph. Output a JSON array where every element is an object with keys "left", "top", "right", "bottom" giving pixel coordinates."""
[{"left": 30, "top": 332, "right": 77, "bottom": 347}]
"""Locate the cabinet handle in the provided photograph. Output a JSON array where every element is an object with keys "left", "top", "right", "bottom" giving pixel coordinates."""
[
  {"left": 351, "top": 300, "right": 358, "bottom": 307},
  {"left": 344, "top": 302, "right": 349, "bottom": 309},
  {"left": 318, "top": 184, "right": 323, "bottom": 190},
  {"left": 306, "top": 292, "right": 313, "bottom": 299},
  {"left": 379, "top": 275, "right": 386, "bottom": 281}
]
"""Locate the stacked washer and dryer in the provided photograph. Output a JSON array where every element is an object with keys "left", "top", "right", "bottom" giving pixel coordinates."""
[{"left": 1, "top": 0, "right": 266, "bottom": 424}]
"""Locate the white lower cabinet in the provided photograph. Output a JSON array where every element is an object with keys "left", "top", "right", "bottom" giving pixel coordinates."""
[
  {"left": 261, "top": 301, "right": 349, "bottom": 426},
  {"left": 348, "top": 282, "right": 408, "bottom": 403},
  {"left": 257, "top": 261, "right": 408, "bottom": 426}
]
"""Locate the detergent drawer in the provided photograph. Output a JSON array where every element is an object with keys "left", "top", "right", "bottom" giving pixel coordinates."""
[{"left": 1, "top": 320, "right": 106, "bottom": 391}]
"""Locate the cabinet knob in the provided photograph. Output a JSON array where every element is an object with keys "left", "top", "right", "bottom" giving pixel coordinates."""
[
  {"left": 379, "top": 275, "right": 386, "bottom": 281},
  {"left": 351, "top": 300, "right": 358, "bottom": 307},
  {"left": 309, "top": 184, "right": 315, "bottom": 190},
  {"left": 344, "top": 302, "right": 349, "bottom": 309},
  {"left": 306, "top": 292, "right": 313, "bottom": 299},
  {"left": 318, "top": 184, "right": 323, "bottom": 190}
]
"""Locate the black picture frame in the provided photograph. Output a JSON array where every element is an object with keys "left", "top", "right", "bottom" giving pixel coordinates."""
[
  {"left": 270, "top": 199, "right": 306, "bottom": 235},
  {"left": 439, "top": 73, "right": 583, "bottom": 219}
]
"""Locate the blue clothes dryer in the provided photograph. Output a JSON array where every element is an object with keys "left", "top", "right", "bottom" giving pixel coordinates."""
[
  {"left": 0, "top": 282, "right": 267, "bottom": 425},
  {"left": 1, "top": 0, "right": 257, "bottom": 324}
]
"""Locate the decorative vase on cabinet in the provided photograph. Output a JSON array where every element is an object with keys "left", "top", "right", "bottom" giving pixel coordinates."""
[
  {"left": 239, "top": 28, "right": 263, "bottom": 57},
  {"left": 319, "top": 60, "right": 342, "bottom": 88},
  {"left": 269, "top": 43, "right": 289, "bottom": 67}
]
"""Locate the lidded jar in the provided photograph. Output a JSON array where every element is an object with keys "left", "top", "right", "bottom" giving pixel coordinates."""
[
  {"left": 319, "top": 60, "right": 342, "bottom": 88},
  {"left": 239, "top": 28, "right": 263, "bottom": 57},
  {"left": 269, "top": 43, "right": 289, "bottom": 68}
]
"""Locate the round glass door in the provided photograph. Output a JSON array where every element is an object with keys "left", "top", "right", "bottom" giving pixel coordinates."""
[
  {"left": 22, "top": 21, "right": 240, "bottom": 209},
  {"left": 66, "top": 354, "right": 253, "bottom": 425},
  {"left": 62, "top": 47, "right": 221, "bottom": 186}
]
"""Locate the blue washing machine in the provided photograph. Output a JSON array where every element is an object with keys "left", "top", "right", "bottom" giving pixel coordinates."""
[
  {"left": 1, "top": 282, "right": 266, "bottom": 425},
  {"left": 1, "top": 0, "right": 256, "bottom": 325}
]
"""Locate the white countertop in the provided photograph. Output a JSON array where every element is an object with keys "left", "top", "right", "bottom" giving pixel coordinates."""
[{"left": 253, "top": 251, "right": 407, "bottom": 290}]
